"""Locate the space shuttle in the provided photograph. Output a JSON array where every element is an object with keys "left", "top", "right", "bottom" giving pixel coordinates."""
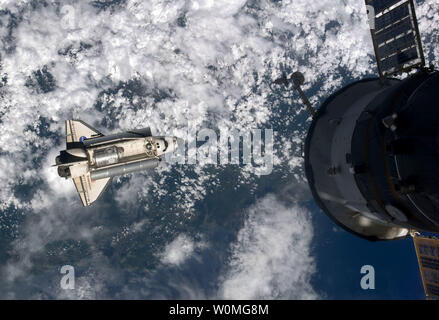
[{"left": 55, "top": 120, "right": 182, "bottom": 206}]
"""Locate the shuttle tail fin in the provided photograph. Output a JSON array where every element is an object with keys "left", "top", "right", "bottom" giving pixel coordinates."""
[{"left": 66, "top": 120, "right": 104, "bottom": 146}]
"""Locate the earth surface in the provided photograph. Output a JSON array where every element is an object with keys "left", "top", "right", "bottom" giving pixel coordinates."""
[{"left": 0, "top": 0, "right": 437, "bottom": 299}]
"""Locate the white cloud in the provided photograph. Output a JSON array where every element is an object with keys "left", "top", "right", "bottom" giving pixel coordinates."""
[
  {"left": 160, "top": 233, "right": 207, "bottom": 266},
  {"left": 0, "top": 0, "right": 437, "bottom": 213},
  {"left": 0, "top": 0, "right": 437, "bottom": 298},
  {"left": 219, "top": 194, "right": 318, "bottom": 300}
]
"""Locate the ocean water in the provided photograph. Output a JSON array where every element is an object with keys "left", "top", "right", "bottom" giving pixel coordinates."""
[{"left": 0, "top": 0, "right": 437, "bottom": 299}]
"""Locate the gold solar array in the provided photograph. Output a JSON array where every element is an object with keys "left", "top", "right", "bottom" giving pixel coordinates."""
[{"left": 413, "top": 236, "right": 439, "bottom": 299}]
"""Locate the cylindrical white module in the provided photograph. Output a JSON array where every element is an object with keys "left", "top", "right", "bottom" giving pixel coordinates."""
[
  {"left": 93, "top": 146, "right": 124, "bottom": 167},
  {"left": 90, "top": 158, "right": 159, "bottom": 180},
  {"left": 305, "top": 71, "right": 439, "bottom": 241}
]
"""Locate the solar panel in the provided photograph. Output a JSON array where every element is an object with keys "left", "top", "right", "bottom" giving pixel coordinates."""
[
  {"left": 375, "top": 4, "right": 410, "bottom": 32},
  {"left": 365, "top": 0, "right": 425, "bottom": 78},
  {"left": 424, "top": 269, "right": 439, "bottom": 285},
  {"left": 419, "top": 244, "right": 439, "bottom": 257},
  {"left": 377, "top": 33, "right": 416, "bottom": 58},
  {"left": 367, "top": 0, "right": 403, "bottom": 13},
  {"left": 421, "top": 257, "right": 439, "bottom": 271},
  {"left": 413, "top": 237, "right": 439, "bottom": 299},
  {"left": 375, "top": 18, "right": 413, "bottom": 44},
  {"left": 426, "top": 284, "right": 439, "bottom": 298},
  {"left": 380, "top": 47, "right": 418, "bottom": 71}
]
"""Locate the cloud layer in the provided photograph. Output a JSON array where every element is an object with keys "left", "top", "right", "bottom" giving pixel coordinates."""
[
  {"left": 0, "top": 0, "right": 437, "bottom": 299},
  {"left": 160, "top": 233, "right": 207, "bottom": 266},
  {"left": 219, "top": 194, "right": 318, "bottom": 299}
]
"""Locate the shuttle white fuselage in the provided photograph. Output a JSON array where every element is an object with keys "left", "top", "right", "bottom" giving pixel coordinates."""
[{"left": 55, "top": 120, "right": 181, "bottom": 206}]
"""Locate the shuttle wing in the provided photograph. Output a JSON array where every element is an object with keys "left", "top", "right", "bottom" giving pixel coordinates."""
[
  {"left": 72, "top": 172, "right": 111, "bottom": 206},
  {"left": 66, "top": 120, "right": 103, "bottom": 145}
]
